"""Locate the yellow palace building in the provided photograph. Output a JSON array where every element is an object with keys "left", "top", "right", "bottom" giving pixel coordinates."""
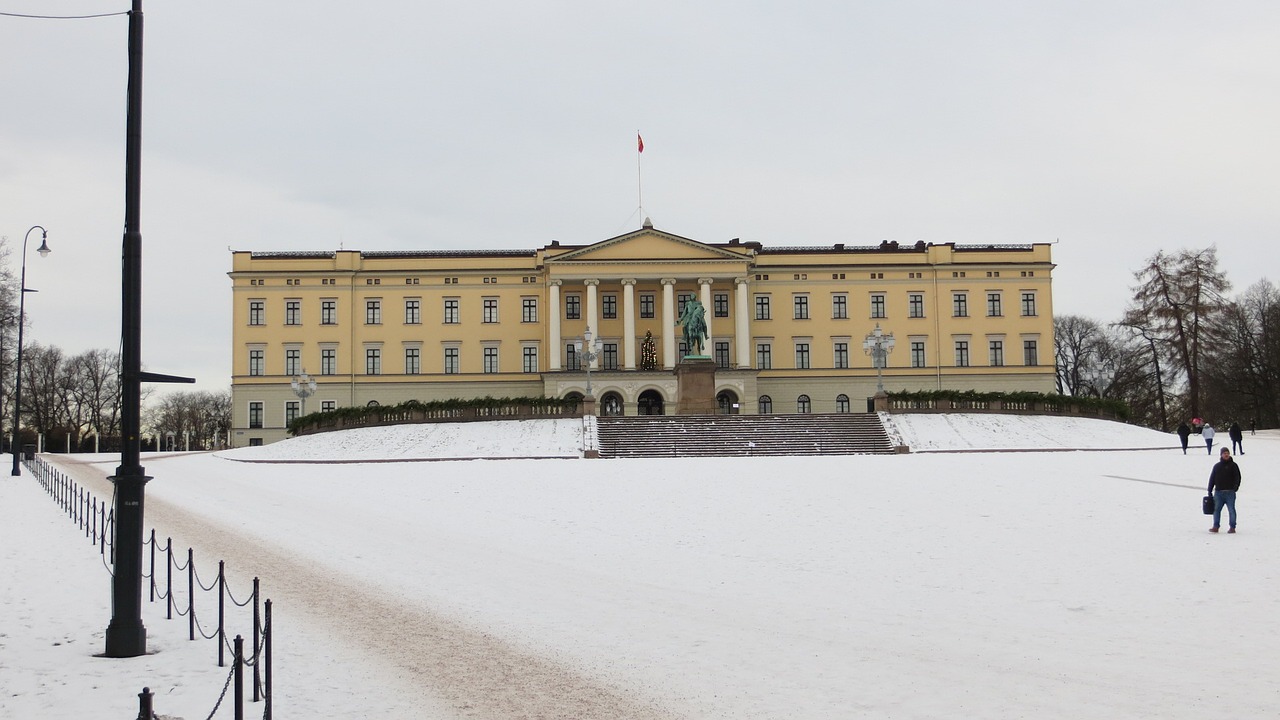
[{"left": 228, "top": 221, "right": 1056, "bottom": 446}]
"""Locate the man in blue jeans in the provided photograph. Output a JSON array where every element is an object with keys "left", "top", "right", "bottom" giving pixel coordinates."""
[{"left": 1207, "top": 447, "right": 1242, "bottom": 533}]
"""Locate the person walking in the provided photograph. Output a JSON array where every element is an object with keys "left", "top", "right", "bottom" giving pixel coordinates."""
[
  {"left": 1202, "top": 423, "right": 1216, "bottom": 455},
  {"left": 1207, "top": 447, "right": 1242, "bottom": 533},
  {"left": 1177, "top": 421, "right": 1192, "bottom": 454},
  {"left": 1229, "top": 421, "right": 1244, "bottom": 455}
]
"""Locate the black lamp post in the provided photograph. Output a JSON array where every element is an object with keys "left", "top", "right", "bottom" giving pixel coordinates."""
[{"left": 11, "top": 226, "right": 51, "bottom": 476}]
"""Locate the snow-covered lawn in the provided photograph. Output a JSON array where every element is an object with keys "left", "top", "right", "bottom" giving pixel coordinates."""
[{"left": 2, "top": 415, "right": 1275, "bottom": 719}]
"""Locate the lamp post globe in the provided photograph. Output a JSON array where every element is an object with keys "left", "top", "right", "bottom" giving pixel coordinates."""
[
  {"left": 11, "top": 226, "right": 51, "bottom": 476},
  {"left": 574, "top": 326, "right": 603, "bottom": 397},
  {"left": 862, "top": 323, "right": 896, "bottom": 396},
  {"left": 291, "top": 370, "right": 317, "bottom": 418}
]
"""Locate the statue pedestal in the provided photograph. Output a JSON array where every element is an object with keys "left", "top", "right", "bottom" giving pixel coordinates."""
[{"left": 675, "top": 357, "right": 716, "bottom": 415}]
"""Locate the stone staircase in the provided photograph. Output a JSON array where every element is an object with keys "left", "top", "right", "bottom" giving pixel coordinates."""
[{"left": 596, "top": 413, "right": 898, "bottom": 458}]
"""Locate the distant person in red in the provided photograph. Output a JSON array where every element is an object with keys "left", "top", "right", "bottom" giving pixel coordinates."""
[{"left": 1207, "top": 447, "right": 1242, "bottom": 533}]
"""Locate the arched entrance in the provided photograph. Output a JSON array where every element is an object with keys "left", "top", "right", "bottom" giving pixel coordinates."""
[
  {"left": 716, "top": 390, "right": 740, "bottom": 415},
  {"left": 637, "top": 389, "right": 665, "bottom": 415},
  {"left": 600, "top": 392, "right": 625, "bottom": 417},
  {"left": 563, "top": 391, "right": 584, "bottom": 413}
]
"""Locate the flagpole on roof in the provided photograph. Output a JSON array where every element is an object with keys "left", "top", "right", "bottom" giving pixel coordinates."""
[{"left": 636, "top": 131, "right": 645, "bottom": 220}]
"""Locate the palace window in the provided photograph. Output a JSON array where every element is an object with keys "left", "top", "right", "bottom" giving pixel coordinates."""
[
  {"left": 989, "top": 340, "right": 1004, "bottom": 367},
  {"left": 1021, "top": 292, "right": 1037, "bottom": 316},
  {"left": 714, "top": 293, "right": 729, "bottom": 318},
  {"left": 640, "top": 293, "right": 655, "bottom": 319},
  {"left": 248, "top": 402, "right": 263, "bottom": 429},
  {"left": 321, "top": 349, "right": 336, "bottom": 375},
  {"left": 602, "top": 294, "right": 617, "bottom": 319},
  {"left": 483, "top": 298, "right": 499, "bottom": 324},
  {"left": 953, "top": 293, "right": 968, "bottom": 318},
  {"left": 955, "top": 341, "right": 970, "bottom": 367},
  {"left": 321, "top": 300, "right": 337, "bottom": 325},
  {"left": 836, "top": 394, "right": 851, "bottom": 413},
  {"left": 285, "top": 402, "right": 300, "bottom": 425},
  {"left": 795, "top": 342, "right": 811, "bottom": 369},
  {"left": 797, "top": 395, "right": 812, "bottom": 414},
  {"left": 870, "top": 293, "right": 886, "bottom": 319},
  {"left": 1024, "top": 340, "right": 1039, "bottom": 366},
  {"left": 405, "top": 299, "right": 421, "bottom": 324},
  {"left": 444, "top": 298, "right": 460, "bottom": 324},
  {"left": 565, "top": 344, "right": 580, "bottom": 371},
  {"left": 285, "top": 349, "right": 300, "bottom": 376},
  {"left": 987, "top": 293, "right": 1002, "bottom": 317},
  {"left": 522, "top": 298, "right": 538, "bottom": 323},
  {"left": 405, "top": 347, "right": 420, "bottom": 374},
  {"left": 911, "top": 341, "right": 926, "bottom": 368},
  {"left": 832, "top": 294, "right": 848, "bottom": 319},
  {"left": 908, "top": 293, "right": 924, "bottom": 318},
  {"left": 248, "top": 349, "right": 264, "bottom": 376},
  {"left": 365, "top": 300, "right": 381, "bottom": 325},
  {"left": 249, "top": 300, "right": 265, "bottom": 326},
  {"left": 715, "top": 341, "right": 730, "bottom": 369},
  {"left": 565, "top": 294, "right": 581, "bottom": 320},
  {"left": 444, "top": 347, "right": 460, "bottom": 374},
  {"left": 366, "top": 348, "right": 381, "bottom": 375},
  {"left": 602, "top": 343, "right": 619, "bottom": 370},
  {"left": 483, "top": 347, "right": 499, "bottom": 373},
  {"left": 756, "top": 343, "right": 772, "bottom": 369},
  {"left": 834, "top": 342, "right": 849, "bottom": 369},
  {"left": 285, "top": 300, "right": 301, "bottom": 326},
  {"left": 758, "top": 395, "right": 773, "bottom": 414},
  {"left": 755, "top": 295, "right": 771, "bottom": 320},
  {"left": 523, "top": 346, "right": 538, "bottom": 373},
  {"left": 794, "top": 294, "right": 809, "bottom": 320}
]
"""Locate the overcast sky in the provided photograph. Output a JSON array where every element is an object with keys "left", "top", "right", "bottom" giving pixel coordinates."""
[{"left": 3, "top": 1, "right": 1278, "bottom": 396}]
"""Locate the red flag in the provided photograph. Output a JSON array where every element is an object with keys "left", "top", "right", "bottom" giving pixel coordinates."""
[{"left": 637, "top": 133, "right": 644, "bottom": 153}]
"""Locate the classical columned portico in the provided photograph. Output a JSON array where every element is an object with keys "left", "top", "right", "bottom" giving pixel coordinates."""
[
  {"left": 699, "top": 277, "right": 714, "bottom": 357},
  {"left": 621, "top": 279, "right": 637, "bottom": 369},
  {"left": 584, "top": 280, "right": 599, "bottom": 369},
  {"left": 661, "top": 279, "right": 677, "bottom": 369},
  {"left": 735, "top": 277, "right": 751, "bottom": 368},
  {"left": 548, "top": 280, "right": 562, "bottom": 370}
]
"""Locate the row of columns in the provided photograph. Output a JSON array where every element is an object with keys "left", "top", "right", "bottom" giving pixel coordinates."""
[{"left": 547, "top": 277, "right": 752, "bottom": 371}]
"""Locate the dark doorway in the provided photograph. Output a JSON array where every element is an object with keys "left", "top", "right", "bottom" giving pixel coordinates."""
[{"left": 638, "top": 389, "right": 665, "bottom": 415}]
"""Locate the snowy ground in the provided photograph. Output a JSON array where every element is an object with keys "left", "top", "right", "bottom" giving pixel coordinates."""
[{"left": 2, "top": 414, "right": 1276, "bottom": 719}]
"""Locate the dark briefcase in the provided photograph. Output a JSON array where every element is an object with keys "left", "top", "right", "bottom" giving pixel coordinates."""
[{"left": 1202, "top": 495, "right": 1215, "bottom": 515}]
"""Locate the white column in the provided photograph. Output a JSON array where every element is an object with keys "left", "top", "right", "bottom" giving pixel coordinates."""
[
  {"left": 699, "top": 277, "right": 714, "bottom": 358},
  {"left": 735, "top": 277, "right": 751, "bottom": 368},
  {"left": 661, "top": 278, "right": 677, "bottom": 369},
  {"left": 622, "top": 279, "right": 637, "bottom": 370},
  {"left": 585, "top": 279, "right": 599, "bottom": 369},
  {"left": 548, "top": 280, "right": 562, "bottom": 370}
]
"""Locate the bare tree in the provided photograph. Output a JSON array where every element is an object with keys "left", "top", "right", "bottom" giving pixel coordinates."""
[
  {"left": 1054, "top": 315, "right": 1105, "bottom": 396},
  {"left": 144, "top": 389, "right": 232, "bottom": 450},
  {"left": 66, "top": 348, "right": 123, "bottom": 443},
  {"left": 1125, "top": 246, "right": 1231, "bottom": 420}
]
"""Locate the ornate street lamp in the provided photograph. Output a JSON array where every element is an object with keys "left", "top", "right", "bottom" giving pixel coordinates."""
[
  {"left": 861, "top": 323, "right": 896, "bottom": 395},
  {"left": 11, "top": 225, "right": 51, "bottom": 476},
  {"left": 574, "top": 326, "right": 603, "bottom": 397},
  {"left": 291, "top": 369, "right": 317, "bottom": 417}
]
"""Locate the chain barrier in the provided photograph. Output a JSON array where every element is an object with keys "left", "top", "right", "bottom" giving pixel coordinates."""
[{"left": 23, "top": 455, "right": 274, "bottom": 719}]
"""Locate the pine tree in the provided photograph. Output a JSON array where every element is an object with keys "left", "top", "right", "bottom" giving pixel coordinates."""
[{"left": 640, "top": 330, "right": 657, "bottom": 371}]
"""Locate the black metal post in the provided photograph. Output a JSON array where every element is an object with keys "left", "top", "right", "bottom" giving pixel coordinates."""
[
  {"left": 11, "top": 225, "right": 49, "bottom": 476},
  {"left": 105, "top": 0, "right": 150, "bottom": 658},
  {"left": 264, "top": 600, "right": 272, "bottom": 720},
  {"left": 136, "top": 686, "right": 153, "bottom": 720}
]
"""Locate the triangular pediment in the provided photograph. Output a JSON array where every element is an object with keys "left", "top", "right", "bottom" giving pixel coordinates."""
[{"left": 547, "top": 227, "right": 750, "bottom": 264}]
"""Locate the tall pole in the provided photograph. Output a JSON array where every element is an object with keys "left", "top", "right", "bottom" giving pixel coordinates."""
[
  {"left": 11, "top": 226, "right": 50, "bottom": 476},
  {"left": 105, "top": 0, "right": 149, "bottom": 657}
]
